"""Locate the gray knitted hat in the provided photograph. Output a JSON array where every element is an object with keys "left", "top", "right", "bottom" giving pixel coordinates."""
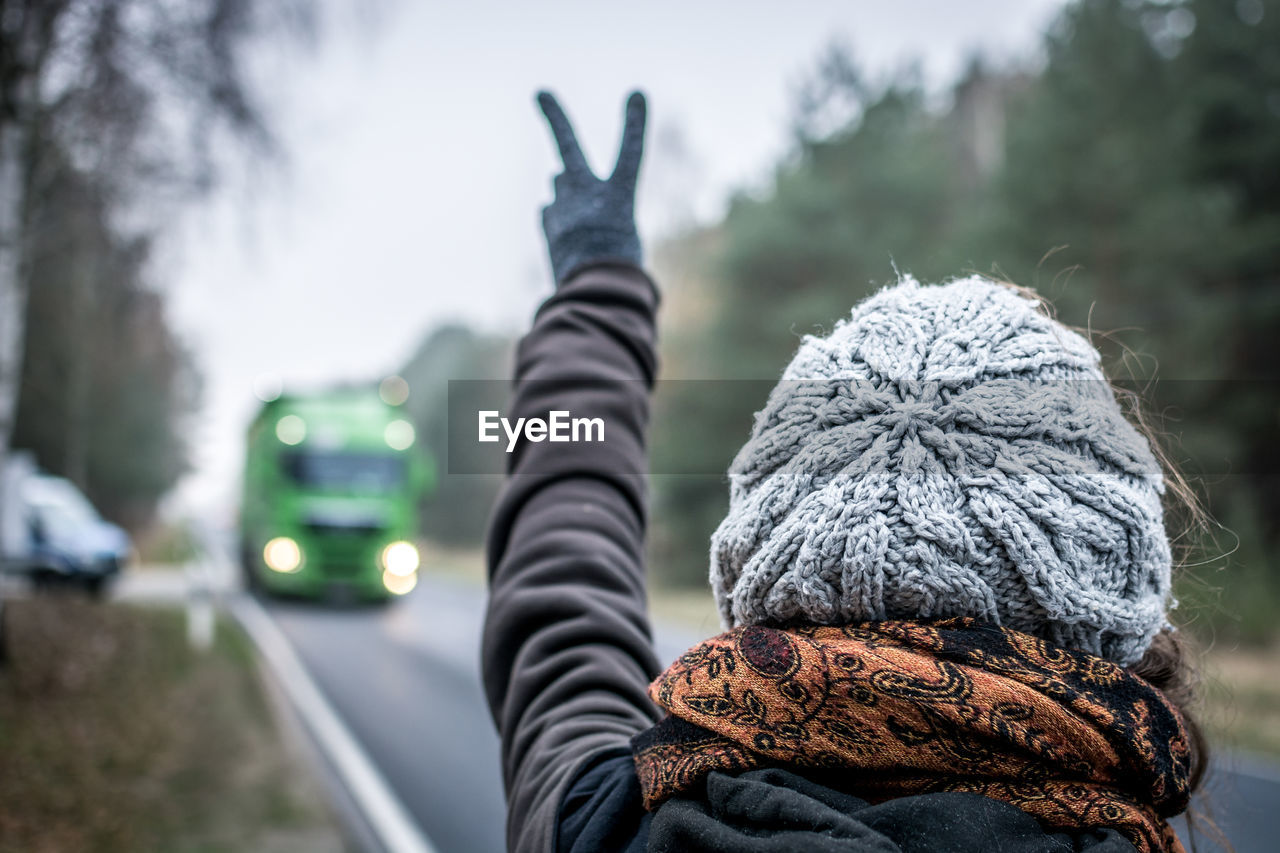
[{"left": 710, "top": 276, "right": 1172, "bottom": 666}]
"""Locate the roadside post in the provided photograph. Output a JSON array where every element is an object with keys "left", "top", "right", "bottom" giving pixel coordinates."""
[{"left": 186, "top": 553, "right": 215, "bottom": 652}]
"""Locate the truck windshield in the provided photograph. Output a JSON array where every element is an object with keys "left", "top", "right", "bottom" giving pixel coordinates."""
[{"left": 282, "top": 451, "right": 406, "bottom": 493}]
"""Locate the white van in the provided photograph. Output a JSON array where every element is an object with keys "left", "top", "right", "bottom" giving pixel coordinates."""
[{"left": 21, "top": 473, "right": 131, "bottom": 597}]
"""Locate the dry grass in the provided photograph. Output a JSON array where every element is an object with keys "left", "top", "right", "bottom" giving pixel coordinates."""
[
  {"left": 0, "top": 597, "right": 348, "bottom": 853},
  {"left": 648, "top": 586, "right": 721, "bottom": 635},
  {"left": 1197, "top": 641, "right": 1280, "bottom": 760},
  {"left": 419, "top": 543, "right": 486, "bottom": 585}
]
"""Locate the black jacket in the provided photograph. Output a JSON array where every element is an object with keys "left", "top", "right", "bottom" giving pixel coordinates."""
[{"left": 482, "top": 263, "right": 1139, "bottom": 853}]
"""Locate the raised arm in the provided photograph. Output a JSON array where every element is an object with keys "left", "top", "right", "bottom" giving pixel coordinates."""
[{"left": 482, "top": 91, "right": 661, "bottom": 853}]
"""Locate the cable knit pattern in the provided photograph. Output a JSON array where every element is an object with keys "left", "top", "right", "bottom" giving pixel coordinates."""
[{"left": 709, "top": 276, "right": 1172, "bottom": 666}]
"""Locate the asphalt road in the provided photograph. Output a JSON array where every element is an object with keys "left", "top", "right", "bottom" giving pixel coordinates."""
[
  {"left": 1172, "top": 755, "right": 1280, "bottom": 853},
  {"left": 256, "top": 572, "right": 1280, "bottom": 853},
  {"left": 264, "top": 577, "right": 507, "bottom": 853}
]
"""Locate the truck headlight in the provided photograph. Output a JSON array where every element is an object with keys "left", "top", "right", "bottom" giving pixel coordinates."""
[
  {"left": 275, "top": 415, "right": 306, "bottom": 445},
  {"left": 385, "top": 419, "right": 415, "bottom": 450},
  {"left": 263, "top": 537, "right": 303, "bottom": 573},
  {"left": 382, "top": 570, "right": 417, "bottom": 595},
  {"left": 380, "top": 541, "right": 419, "bottom": 577}
]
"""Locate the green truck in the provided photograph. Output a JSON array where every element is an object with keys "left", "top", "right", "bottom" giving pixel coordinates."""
[{"left": 239, "top": 386, "right": 432, "bottom": 600}]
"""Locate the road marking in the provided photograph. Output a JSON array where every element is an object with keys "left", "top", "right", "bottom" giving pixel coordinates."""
[{"left": 231, "top": 594, "right": 438, "bottom": 853}]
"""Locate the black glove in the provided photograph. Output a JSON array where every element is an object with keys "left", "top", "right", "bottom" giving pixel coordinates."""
[{"left": 536, "top": 90, "right": 647, "bottom": 285}]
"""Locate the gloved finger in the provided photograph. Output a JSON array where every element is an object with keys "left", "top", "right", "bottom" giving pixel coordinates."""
[
  {"left": 610, "top": 90, "right": 647, "bottom": 188},
  {"left": 537, "top": 90, "right": 591, "bottom": 176}
]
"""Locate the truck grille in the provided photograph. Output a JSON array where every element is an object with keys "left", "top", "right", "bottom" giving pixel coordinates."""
[{"left": 304, "top": 522, "right": 383, "bottom": 575}]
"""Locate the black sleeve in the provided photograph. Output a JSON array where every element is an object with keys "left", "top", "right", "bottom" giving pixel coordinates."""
[
  {"left": 482, "top": 263, "right": 662, "bottom": 853},
  {"left": 557, "top": 749, "right": 651, "bottom": 853}
]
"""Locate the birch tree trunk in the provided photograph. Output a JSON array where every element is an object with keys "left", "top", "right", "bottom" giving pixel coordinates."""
[
  {"left": 0, "top": 117, "right": 29, "bottom": 554},
  {"left": 0, "top": 116, "right": 27, "bottom": 656}
]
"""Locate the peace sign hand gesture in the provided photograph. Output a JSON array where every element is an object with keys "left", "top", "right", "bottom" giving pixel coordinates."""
[{"left": 536, "top": 90, "right": 647, "bottom": 285}]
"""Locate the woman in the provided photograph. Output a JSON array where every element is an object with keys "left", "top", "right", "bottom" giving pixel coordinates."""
[{"left": 482, "top": 90, "right": 1203, "bottom": 853}]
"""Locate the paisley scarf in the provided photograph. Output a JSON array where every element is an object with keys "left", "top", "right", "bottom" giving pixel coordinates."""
[{"left": 632, "top": 619, "right": 1190, "bottom": 853}]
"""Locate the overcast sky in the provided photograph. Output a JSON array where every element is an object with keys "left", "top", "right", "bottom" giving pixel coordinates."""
[{"left": 167, "top": 0, "right": 1068, "bottom": 520}]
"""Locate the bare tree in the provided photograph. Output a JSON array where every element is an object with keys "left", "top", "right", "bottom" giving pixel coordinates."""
[{"left": 0, "top": 0, "right": 312, "bottom": 537}]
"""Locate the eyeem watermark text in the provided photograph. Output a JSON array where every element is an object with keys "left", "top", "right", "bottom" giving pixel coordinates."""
[{"left": 478, "top": 410, "right": 605, "bottom": 452}]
